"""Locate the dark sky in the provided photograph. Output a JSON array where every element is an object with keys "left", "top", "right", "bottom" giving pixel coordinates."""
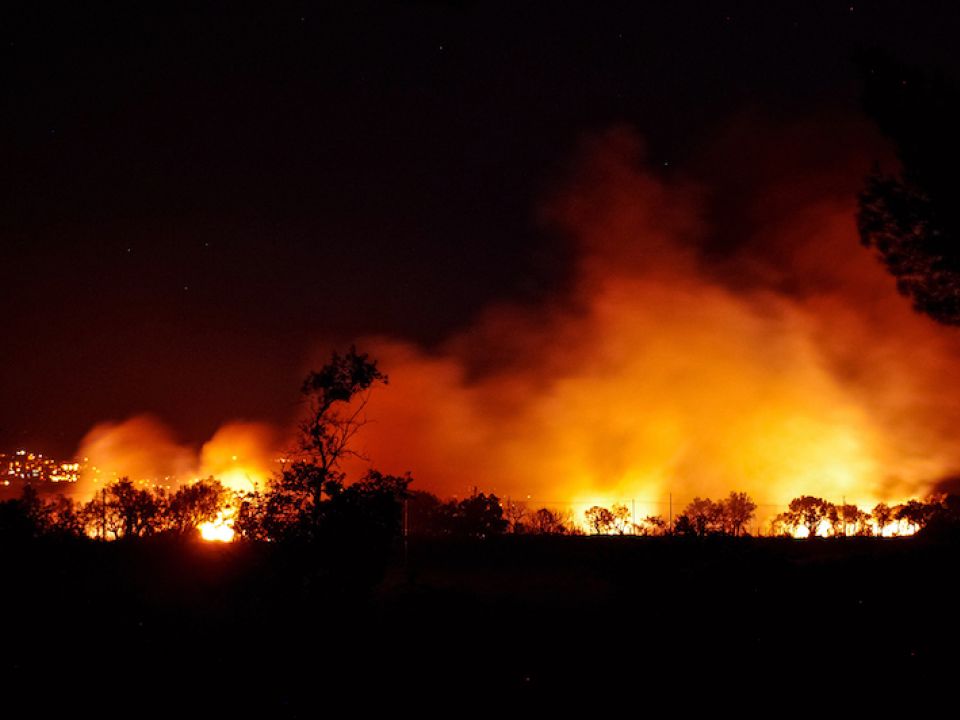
[{"left": 2, "top": 1, "right": 959, "bottom": 456}]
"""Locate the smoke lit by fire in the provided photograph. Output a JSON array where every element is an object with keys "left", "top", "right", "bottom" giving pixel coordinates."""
[
  {"left": 68, "top": 121, "right": 960, "bottom": 529},
  {"left": 73, "top": 417, "right": 278, "bottom": 497},
  {"left": 349, "top": 123, "right": 960, "bottom": 522}
]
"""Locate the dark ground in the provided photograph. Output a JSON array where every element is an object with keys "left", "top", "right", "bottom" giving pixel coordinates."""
[{"left": 1, "top": 534, "right": 957, "bottom": 712}]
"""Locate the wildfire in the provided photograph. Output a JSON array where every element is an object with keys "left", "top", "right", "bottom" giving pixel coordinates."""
[
  {"left": 790, "top": 520, "right": 918, "bottom": 539},
  {"left": 342, "top": 128, "right": 960, "bottom": 514},
  {"left": 199, "top": 511, "right": 236, "bottom": 542},
  {"left": 64, "top": 126, "right": 960, "bottom": 521}
]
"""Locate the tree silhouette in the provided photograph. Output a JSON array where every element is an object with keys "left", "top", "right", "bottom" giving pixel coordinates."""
[
  {"left": 682, "top": 497, "right": 721, "bottom": 537},
  {"left": 635, "top": 515, "right": 667, "bottom": 536},
  {"left": 82, "top": 479, "right": 165, "bottom": 539},
  {"left": 831, "top": 503, "right": 869, "bottom": 536},
  {"left": 584, "top": 505, "right": 616, "bottom": 534},
  {"left": 248, "top": 347, "right": 388, "bottom": 541},
  {"left": 503, "top": 499, "right": 529, "bottom": 533},
  {"left": 672, "top": 513, "right": 695, "bottom": 536},
  {"left": 857, "top": 51, "right": 960, "bottom": 324},
  {"left": 301, "top": 346, "right": 386, "bottom": 480},
  {"left": 609, "top": 503, "right": 632, "bottom": 534},
  {"left": 403, "top": 490, "right": 447, "bottom": 536},
  {"left": 322, "top": 469, "right": 412, "bottom": 543},
  {"left": 527, "top": 507, "right": 571, "bottom": 534},
  {"left": 872, "top": 502, "right": 893, "bottom": 535},
  {"left": 0, "top": 485, "right": 46, "bottom": 540},
  {"left": 42, "top": 495, "right": 84, "bottom": 537},
  {"left": 786, "top": 496, "right": 833, "bottom": 538},
  {"left": 167, "top": 477, "right": 227, "bottom": 534},
  {"left": 770, "top": 511, "right": 794, "bottom": 537},
  {"left": 894, "top": 498, "right": 937, "bottom": 532},
  {"left": 719, "top": 492, "right": 757, "bottom": 536},
  {"left": 446, "top": 492, "right": 508, "bottom": 538}
]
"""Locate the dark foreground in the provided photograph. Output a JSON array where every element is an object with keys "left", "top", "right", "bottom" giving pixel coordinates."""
[{"left": 2, "top": 534, "right": 957, "bottom": 711}]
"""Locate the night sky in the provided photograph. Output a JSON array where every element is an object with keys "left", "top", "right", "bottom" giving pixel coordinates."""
[{"left": 3, "top": 1, "right": 959, "bottom": 457}]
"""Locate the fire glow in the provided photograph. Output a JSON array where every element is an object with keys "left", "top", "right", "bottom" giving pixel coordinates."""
[
  {"left": 348, "top": 125, "right": 960, "bottom": 519},
  {"left": 65, "top": 123, "right": 960, "bottom": 531},
  {"left": 199, "top": 510, "right": 236, "bottom": 543}
]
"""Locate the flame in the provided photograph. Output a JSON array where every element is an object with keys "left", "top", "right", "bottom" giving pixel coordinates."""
[
  {"left": 199, "top": 510, "right": 235, "bottom": 542},
  {"left": 340, "top": 124, "right": 960, "bottom": 521},
  {"left": 197, "top": 423, "right": 278, "bottom": 493},
  {"left": 73, "top": 419, "right": 279, "bottom": 499},
  {"left": 68, "top": 121, "right": 960, "bottom": 525},
  {"left": 789, "top": 518, "right": 917, "bottom": 538}
]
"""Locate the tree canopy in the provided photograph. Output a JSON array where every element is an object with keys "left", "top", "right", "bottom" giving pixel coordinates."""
[{"left": 857, "top": 50, "right": 960, "bottom": 325}]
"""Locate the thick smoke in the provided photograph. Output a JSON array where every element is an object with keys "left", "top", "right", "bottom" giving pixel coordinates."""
[
  {"left": 73, "top": 416, "right": 279, "bottom": 497},
  {"left": 347, "top": 124, "right": 960, "bottom": 517},
  {"left": 73, "top": 121, "right": 960, "bottom": 524}
]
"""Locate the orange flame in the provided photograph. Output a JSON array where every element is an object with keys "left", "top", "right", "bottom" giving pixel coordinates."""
[
  {"left": 70, "top": 122, "right": 960, "bottom": 529},
  {"left": 341, "top": 125, "right": 960, "bottom": 522}
]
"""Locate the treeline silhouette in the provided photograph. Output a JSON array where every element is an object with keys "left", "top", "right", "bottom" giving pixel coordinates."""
[
  {"left": 6, "top": 347, "right": 960, "bottom": 545},
  {"left": 6, "top": 478, "right": 960, "bottom": 543},
  {"left": 6, "top": 349, "right": 960, "bottom": 710}
]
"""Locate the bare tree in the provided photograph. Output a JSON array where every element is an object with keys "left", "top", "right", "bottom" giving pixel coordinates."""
[{"left": 503, "top": 499, "right": 529, "bottom": 533}]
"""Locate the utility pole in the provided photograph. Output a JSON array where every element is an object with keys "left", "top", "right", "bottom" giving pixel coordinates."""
[
  {"left": 402, "top": 497, "right": 409, "bottom": 570},
  {"left": 101, "top": 486, "right": 107, "bottom": 540}
]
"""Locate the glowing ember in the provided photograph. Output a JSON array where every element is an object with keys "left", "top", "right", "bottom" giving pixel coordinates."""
[{"left": 199, "top": 512, "right": 235, "bottom": 542}]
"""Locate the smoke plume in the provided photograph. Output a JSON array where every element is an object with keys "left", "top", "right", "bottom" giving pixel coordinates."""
[
  {"left": 73, "top": 119, "right": 960, "bottom": 525},
  {"left": 347, "top": 122, "right": 960, "bottom": 519}
]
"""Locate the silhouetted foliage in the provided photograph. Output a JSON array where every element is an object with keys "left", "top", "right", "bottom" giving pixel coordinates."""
[
  {"left": 894, "top": 498, "right": 937, "bottom": 531},
  {"left": 635, "top": 515, "right": 667, "bottom": 536},
  {"left": 610, "top": 503, "right": 633, "bottom": 534},
  {"left": 682, "top": 497, "right": 722, "bottom": 537},
  {"left": 0, "top": 485, "right": 46, "bottom": 541},
  {"left": 585, "top": 505, "right": 616, "bottom": 534},
  {"left": 857, "top": 50, "right": 960, "bottom": 325},
  {"left": 323, "top": 469, "right": 412, "bottom": 543},
  {"left": 872, "top": 502, "right": 894, "bottom": 534},
  {"left": 167, "top": 477, "right": 227, "bottom": 534},
  {"left": 830, "top": 503, "right": 870, "bottom": 537},
  {"left": 503, "top": 499, "right": 529, "bottom": 533},
  {"left": 405, "top": 490, "right": 448, "bottom": 536},
  {"left": 583, "top": 504, "right": 635, "bottom": 534},
  {"left": 922, "top": 493, "right": 960, "bottom": 537},
  {"left": 299, "top": 346, "right": 387, "bottom": 467},
  {"left": 674, "top": 493, "right": 757, "bottom": 537},
  {"left": 445, "top": 492, "right": 508, "bottom": 538},
  {"left": 719, "top": 491, "right": 757, "bottom": 536},
  {"left": 41, "top": 495, "right": 84, "bottom": 537},
  {"left": 236, "top": 347, "right": 393, "bottom": 542},
  {"left": 86, "top": 478, "right": 165, "bottom": 539},
  {"left": 786, "top": 496, "right": 833, "bottom": 538},
  {"left": 527, "top": 507, "right": 572, "bottom": 535}
]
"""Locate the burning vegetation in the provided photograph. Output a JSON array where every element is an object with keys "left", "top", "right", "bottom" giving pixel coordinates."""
[{"left": 10, "top": 75, "right": 960, "bottom": 543}]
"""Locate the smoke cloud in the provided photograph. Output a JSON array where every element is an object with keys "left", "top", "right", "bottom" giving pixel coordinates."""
[
  {"left": 72, "top": 119, "right": 960, "bottom": 525},
  {"left": 74, "top": 416, "right": 279, "bottom": 497},
  {"left": 347, "top": 122, "right": 960, "bottom": 519}
]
